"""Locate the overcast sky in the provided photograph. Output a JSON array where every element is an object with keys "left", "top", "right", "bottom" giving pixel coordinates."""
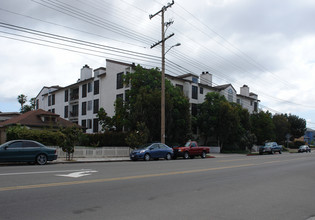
[{"left": 1, "top": 0, "right": 315, "bottom": 128}]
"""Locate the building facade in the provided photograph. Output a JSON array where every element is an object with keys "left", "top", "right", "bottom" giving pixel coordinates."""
[{"left": 36, "top": 59, "right": 259, "bottom": 133}]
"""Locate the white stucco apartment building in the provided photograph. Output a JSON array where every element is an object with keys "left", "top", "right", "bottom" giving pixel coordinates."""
[{"left": 36, "top": 59, "right": 259, "bottom": 133}]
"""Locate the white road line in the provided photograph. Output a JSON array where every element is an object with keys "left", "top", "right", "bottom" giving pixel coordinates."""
[
  {"left": 0, "top": 169, "right": 93, "bottom": 176},
  {"left": 56, "top": 170, "right": 98, "bottom": 178}
]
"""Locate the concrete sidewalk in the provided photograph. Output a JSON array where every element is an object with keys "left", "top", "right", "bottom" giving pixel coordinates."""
[
  {"left": 54, "top": 157, "right": 131, "bottom": 163},
  {"left": 53, "top": 153, "right": 234, "bottom": 164}
]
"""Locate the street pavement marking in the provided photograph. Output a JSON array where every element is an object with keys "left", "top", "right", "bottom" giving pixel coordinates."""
[
  {"left": 0, "top": 164, "right": 255, "bottom": 192},
  {"left": 0, "top": 156, "right": 309, "bottom": 192},
  {"left": 0, "top": 169, "right": 94, "bottom": 176},
  {"left": 56, "top": 170, "right": 98, "bottom": 178}
]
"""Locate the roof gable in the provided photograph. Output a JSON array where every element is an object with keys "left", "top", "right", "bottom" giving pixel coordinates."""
[{"left": 0, "top": 109, "right": 79, "bottom": 129}]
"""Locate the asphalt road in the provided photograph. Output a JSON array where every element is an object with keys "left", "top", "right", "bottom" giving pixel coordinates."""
[{"left": 0, "top": 152, "right": 314, "bottom": 220}]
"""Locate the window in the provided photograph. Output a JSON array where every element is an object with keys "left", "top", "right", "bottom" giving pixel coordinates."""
[
  {"left": 82, "top": 102, "right": 87, "bottom": 115},
  {"left": 81, "top": 119, "right": 87, "bottom": 129},
  {"left": 176, "top": 84, "right": 183, "bottom": 92},
  {"left": 93, "top": 99, "right": 99, "bottom": 114},
  {"left": 23, "top": 141, "right": 40, "bottom": 148},
  {"left": 82, "top": 84, "right": 87, "bottom": 98},
  {"left": 192, "top": 85, "right": 198, "bottom": 100},
  {"left": 64, "top": 106, "right": 68, "bottom": 118},
  {"left": 116, "top": 93, "right": 123, "bottom": 100},
  {"left": 51, "top": 108, "right": 55, "bottom": 113},
  {"left": 87, "top": 100, "right": 92, "bottom": 111},
  {"left": 94, "top": 80, "right": 99, "bottom": 95},
  {"left": 191, "top": 103, "right": 198, "bottom": 116},
  {"left": 192, "top": 77, "right": 198, "bottom": 83},
  {"left": 48, "top": 95, "right": 51, "bottom": 106},
  {"left": 116, "top": 72, "right": 123, "bottom": 89},
  {"left": 228, "top": 88, "right": 233, "bottom": 102},
  {"left": 8, "top": 141, "right": 22, "bottom": 148},
  {"left": 93, "top": 118, "right": 99, "bottom": 132},
  {"left": 87, "top": 119, "right": 92, "bottom": 129},
  {"left": 254, "top": 102, "right": 258, "bottom": 112},
  {"left": 251, "top": 101, "right": 253, "bottom": 106},
  {"left": 52, "top": 94, "right": 55, "bottom": 105},
  {"left": 64, "top": 89, "right": 68, "bottom": 102},
  {"left": 70, "top": 88, "right": 79, "bottom": 101},
  {"left": 71, "top": 104, "right": 79, "bottom": 117},
  {"left": 200, "top": 87, "right": 203, "bottom": 94},
  {"left": 36, "top": 99, "right": 39, "bottom": 109},
  {"left": 88, "top": 82, "right": 93, "bottom": 93}
]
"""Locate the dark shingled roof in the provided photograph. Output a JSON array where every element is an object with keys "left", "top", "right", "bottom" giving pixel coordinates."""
[{"left": 0, "top": 109, "right": 80, "bottom": 129}]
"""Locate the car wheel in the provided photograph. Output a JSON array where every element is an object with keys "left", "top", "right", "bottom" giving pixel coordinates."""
[
  {"left": 259, "top": 152, "right": 263, "bottom": 155},
  {"left": 201, "top": 151, "right": 206, "bottom": 158},
  {"left": 36, "top": 154, "right": 47, "bottom": 165},
  {"left": 166, "top": 153, "right": 172, "bottom": 160},
  {"left": 270, "top": 150, "right": 274, "bottom": 154},
  {"left": 144, "top": 153, "right": 150, "bottom": 161},
  {"left": 184, "top": 152, "right": 189, "bottom": 159},
  {"left": 279, "top": 151, "right": 282, "bottom": 154}
]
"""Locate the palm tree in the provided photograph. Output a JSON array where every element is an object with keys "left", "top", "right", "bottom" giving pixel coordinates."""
[{"left": 17, "top": 94, "right": 27, "bottom": 110}]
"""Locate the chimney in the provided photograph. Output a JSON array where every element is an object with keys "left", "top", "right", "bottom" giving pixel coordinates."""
[
  {"left": 240, "top": 85, "right": 249, "bottom": 96},
  {"left": 80, "top": 64, "right": 92, "bottom": 81},
  {"left": 200, "top": 71, "right": 212, "bottom": 86}
]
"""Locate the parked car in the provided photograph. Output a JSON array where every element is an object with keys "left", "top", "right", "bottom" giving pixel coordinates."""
[
  {"left": 259, "top": 142, "right": 282, "bottom": 155},
  {"left": 0, "top": 140, "right": 58, "bottom": 165},
  {"left": 298, "top": 145, "right": 311, "bottom": 153},
  {"left": 173, "top": 141, "right": 210, "bottom": 159},
  {"left": 130, "top": 143, "right": 173, "bottom": 161}
]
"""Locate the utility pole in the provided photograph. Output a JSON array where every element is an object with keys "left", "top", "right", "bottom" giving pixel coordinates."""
[{"left": 150, "top": 0, "right": 174, "bottom": 144}]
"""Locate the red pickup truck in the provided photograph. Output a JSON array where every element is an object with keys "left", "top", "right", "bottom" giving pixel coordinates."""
[{"left": 173, "top": 141, "right": 210, "bottom": 159}]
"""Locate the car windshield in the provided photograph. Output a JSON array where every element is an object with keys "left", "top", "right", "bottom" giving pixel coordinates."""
[
  {"left": 265, "top": 142, "right": 273, "bottom": 146},
  {"left": 184, "top": 142, "right": 191, "bottom": 147},
  {"left": 136, "top": 143, "right": 152, "bottom": 149}
]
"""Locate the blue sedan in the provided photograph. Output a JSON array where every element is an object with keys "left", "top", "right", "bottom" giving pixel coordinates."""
[
  {"left": 130, "top": 143, "right": 173, "bottom": 161},
  {"left": 0, "top": 140, "right": 58, "bottom": 165}
]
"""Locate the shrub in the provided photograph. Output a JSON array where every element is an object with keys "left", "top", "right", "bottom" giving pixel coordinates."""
[
  {"left": 80, "top": 132, "right": 128, "bottom": 147},
  {"left": 6, "top": 125, "right": 65, "bottom": 146}
]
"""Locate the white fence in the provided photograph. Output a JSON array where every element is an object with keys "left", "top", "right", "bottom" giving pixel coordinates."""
[
  {"left": 54, "top": 145, "right": 220, "bottom": 158},
  {"left": 54, "top": 146, "right": 131, "bottom": 158}
]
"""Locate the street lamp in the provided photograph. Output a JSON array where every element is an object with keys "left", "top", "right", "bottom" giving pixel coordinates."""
[
  {"left": 161, "top": 42, "right": 181, "bottom": 144},
  {"left": 165, "top": 43, "right": 181, "bottom": 54}
]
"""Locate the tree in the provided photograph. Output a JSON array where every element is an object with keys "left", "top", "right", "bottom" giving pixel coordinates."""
[
  {"left": 240, "top": 131, "right": 257, "bottom": 152},
  {"left": 96, "top": 107, "right": 113, "bottom": 131},
  {"left": 273, "top": 114, "right": 290, "bottom": 144},
  {"left": 125, "top": 122, "right": 149, "bottom": 149},
  {"left": 197, "top": 92, "right": 226, "bottom": 145},
  {"left": 17, "top": 95, "right": 36, "bottom": 113},
  {"left": 118, "top": 65, "right": 191, "bottom": 145},
  {"left": 215, "top": 101, "right": 240, "bottom": 150},
  {"left": 17, "top": 94, "right": 27, "bottom": 111},
  {"left": 197, "top": 92, "right": 240, "bottom": 150},
  {"left": 250, "top": 111, "right": 275, "bottom": 145},
  {"left": 287, "top": 114, "right": 306, "bottom": 139},
  {"left": 60, "top": 126, "right": 82, "bottom": 160}
]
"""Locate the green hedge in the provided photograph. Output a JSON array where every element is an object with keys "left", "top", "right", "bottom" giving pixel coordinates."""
[
  {"left": 6, "top": 125, "right": 128, "bottom": 147},
  {"left": 79, "top": 132, "right": 128, "bottom": 147},
  {"left": 6, "top": 126, "right": 65, "bottom": 146}
]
